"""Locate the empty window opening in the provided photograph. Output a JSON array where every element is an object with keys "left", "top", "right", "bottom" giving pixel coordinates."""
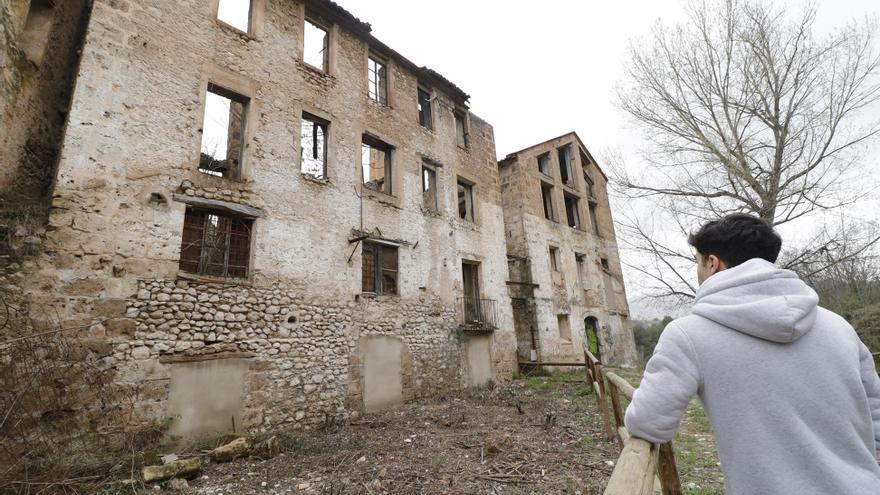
[
  {"left": 589, "top": 203, "right": 600, "bottom": 236},
  {"left": 418, "top": 86, "right": 433, "bottom": 129},
  {"left": 300, "top": 112, "right": 328, "bottom": 179},
  {"left": 454, "top": 111, "right": 469, "bottom": 149},
  {"left": 217, "top": 0, "right": 251, "bottom": 32},
  {"left": 564, "top": 194, "right": 581, "bottom": 229},
  {"left": 422, "top": 163, "right": 438, "bottom": 211},
  {"left": 199, "top": 84, "right": 247, "bottom": 179},
  {"left": 179, "top": 207, "right": 252, "bottom": 279},
  {"left": 584, "top": 170, "right": 596, "bottom": 199},
  {"left": 457, "top": 179, "right": 474, "bottom": 222},
  {"left": 549, "top": 246, "right": 560, "bottom": 272},
  {"left": 541, "top": 182, "right": 555, "bottom": 221},
  {"left": 303, "top": 19, "right": 328, "bottom": 71},
  {"left": 575, "top": 253, "right": 587, "bottom": 288},
  {"left": 368, "top": 55, "right": 387, "bottom": 104},
  {"left": 538, "top": 153, "right": 552, "bottom": 176},
  {"left": 558, "top": 145, "right": 573, "bottom": 185},
  {"left": 361, "top": 135, "right": 393, "bottom": 195},
  {"left": 557, "top": 314, "right": 572, "bottom": 342},
  {"left": 362, "top": 241, "right": 398, "bottom": 295},
  {"left": 601, "top": 258, "right": 610, "bottom": 271},
  {"left": 20, "top": 0, "right": 54, "bottom": 65}
]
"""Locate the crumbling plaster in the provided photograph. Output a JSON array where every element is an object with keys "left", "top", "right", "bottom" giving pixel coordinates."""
[
  {"left": 499, "top": 133, "right": 638, "bottom": 367},
  {"left": 26, "top": 0, "right": 517, "bottom": 434}
]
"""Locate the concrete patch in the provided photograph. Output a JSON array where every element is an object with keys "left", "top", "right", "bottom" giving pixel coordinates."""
[
  {"left": 166, "top": 357, "right": 250, "bottom": 440},
  {"left": 362, "top": 335, "right": 404, "bottom": 413}
]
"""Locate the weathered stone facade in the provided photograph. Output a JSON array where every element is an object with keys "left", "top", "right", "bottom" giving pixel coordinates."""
[
  {"left": 2, "top": 0, "right": 638, "bottom": 444},
  {"left": 499, "top": 133, "right": 638, "bottom": 367},
  {"left": 11, "top": 0, "right": 517, "bottom": 438}
]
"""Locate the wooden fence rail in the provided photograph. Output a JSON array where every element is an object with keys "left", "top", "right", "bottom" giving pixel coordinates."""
[{"left": 582, "top": 349, "right": 682, "bottom": 495}]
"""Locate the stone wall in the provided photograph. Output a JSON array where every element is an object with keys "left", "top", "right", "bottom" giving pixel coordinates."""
[
  {"left": 0, "top": 0, "right": 91, "bottom": 199},
  {"left": 22, "top": 0, "right": 518, "bottom": 438},
  {"left": 499, "top": 133, "right": 638, "bottom": 367}
]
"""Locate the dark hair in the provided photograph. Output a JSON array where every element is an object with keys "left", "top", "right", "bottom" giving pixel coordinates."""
[{"left": 687, "top": 213, "right": 782, "bottom": 267}]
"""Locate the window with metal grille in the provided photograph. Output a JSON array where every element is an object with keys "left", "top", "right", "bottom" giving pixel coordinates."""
[
  {"left": 418, "top": 86, "right": 432, "bottom": 129},
  {"left": 300, "top": 112, "right": 328, "bottom": 178},
  {"left": 368, "top": 55, "right": 387, "bottom": 104},
  {"left": 303, "top": 18, "right": 328, "bottom": 71},
  {"left": 362, "top": 241, "right": 398, "bottom": 295},
  {"left": 179, "top": 207, "right": 252, "bottom": 279}
]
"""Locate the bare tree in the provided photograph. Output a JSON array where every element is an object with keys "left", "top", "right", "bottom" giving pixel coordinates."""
[{"left": 612, "top": 0, "right": 880, "bottom": 299}]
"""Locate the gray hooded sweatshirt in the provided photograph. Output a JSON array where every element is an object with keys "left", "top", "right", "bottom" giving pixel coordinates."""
[{"left": 624, "top": 259, "right": 880, "bottom": 494}]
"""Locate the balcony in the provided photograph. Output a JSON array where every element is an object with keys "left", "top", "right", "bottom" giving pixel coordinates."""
[{"left": 458, "top": 297, "right": 498, "bottom": 332}]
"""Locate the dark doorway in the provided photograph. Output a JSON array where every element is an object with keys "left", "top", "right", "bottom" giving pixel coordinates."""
[{"left": 585, "top": 317, "right": 601, "bottom": 360}]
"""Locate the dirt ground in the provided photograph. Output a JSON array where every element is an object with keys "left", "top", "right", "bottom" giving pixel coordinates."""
[{"left": 177, "top": 374, "right": 620, "bottom": 495}]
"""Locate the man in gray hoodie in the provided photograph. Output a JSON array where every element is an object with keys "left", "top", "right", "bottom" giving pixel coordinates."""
[{"left": 624, "top": 214, "right": 880, "bottom": 494}]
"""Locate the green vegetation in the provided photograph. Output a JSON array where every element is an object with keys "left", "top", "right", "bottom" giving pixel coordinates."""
[{"left": 632, "top": 316, "right": 673, "bottom": 365}]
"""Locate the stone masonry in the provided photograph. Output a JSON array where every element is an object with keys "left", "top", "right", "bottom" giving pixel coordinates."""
[
  {"left": 1, "top": 0, "right": 635, "bottom": 441},
  {"left": 499, "top": 133, "right": 638, "bottom": 367}
]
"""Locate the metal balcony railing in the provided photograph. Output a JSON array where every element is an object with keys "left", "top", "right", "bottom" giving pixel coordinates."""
[{"left": 457, "top": 297, "right": 498, "bottom": 331}]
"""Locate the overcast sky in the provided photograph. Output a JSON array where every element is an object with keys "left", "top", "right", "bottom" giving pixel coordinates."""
[{"left": 333, "top": 0, "right": 880, "bottom": 317}]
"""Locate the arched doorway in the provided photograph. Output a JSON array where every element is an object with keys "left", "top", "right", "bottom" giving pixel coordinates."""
[{"left": 585, "top": 317, "right": 601, "bottom": 360}]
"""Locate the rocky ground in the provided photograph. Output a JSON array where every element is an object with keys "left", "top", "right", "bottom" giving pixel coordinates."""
[{"left": 165, "top": 374, "right": 620, "bottom": 495}]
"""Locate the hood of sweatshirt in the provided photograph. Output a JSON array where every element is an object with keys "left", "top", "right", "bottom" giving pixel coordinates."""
[{"left": 691, "top": 258, "right": 819, "bottom": 343}]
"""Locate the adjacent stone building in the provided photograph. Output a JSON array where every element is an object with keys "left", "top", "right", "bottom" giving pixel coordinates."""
[
  {"left": 499, "top": 133, "right": 638, "bottom": 367},
  {"left": 1, "top": 0, "right": 636, "bottom": 442}
]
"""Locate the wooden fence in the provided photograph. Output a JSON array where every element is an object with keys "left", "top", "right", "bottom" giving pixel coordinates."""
[{"left": 583, "top": 350, "right": 682, "bottom": 495}]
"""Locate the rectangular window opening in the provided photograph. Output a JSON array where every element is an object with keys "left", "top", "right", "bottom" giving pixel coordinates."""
[
  {"left": 454, "top": 111, "right": 469, "bottom": 149},
  {"left": 575, "top": 253, "right": 587, "bottom": 288},
  {"left": 557, "top": 314, "right": 572, "bottom": 342},
  {"left": 589, "top": 203, "right": 600, "bottom": 236},
  {"left": 179, "top": 207, "right": 252, "bottom": 279},
  {"left": 20, "top": 0, "right": 54, "bottom": 65},
  {"left": 368, "top": 55, "right": 388, "bottom": 104},
  {"left": 584, "top": 170, "right": 596, "bottom": 199},
  {"left": 300, "top": 112, "right": 328, "bottom": 179},
  {"left": 362, "top": 241, "right": 398, "bottom": 295},
  {"left": 422, "top": 163, "right": 438, "bottom": 211},
  {"left": 538, "top": 153, "right": 552, "bottom": 176},
  {"left": 564, "top": 194, "right": 581, "bottom": 229},
  {"left": 418, "top": 86, "right": 433, "bottom": 129},
  {"left": 541, "top": 182, "right": 555, "bottom": 221},
  {"left": 457, "top": 179, "right": 474, "bottom": 222},
  {"left": 558, "top": 145, "right": 573, "bottom": 185},
  {"left": 217, "top": 0, "right": 252, "bottom": 33},
  {"left": 601, "top": 258, "right": 610, "bottom": 271},
  {"left": 199, "top": 84, "right": 248, "bottom": 179},
  {"left": 361, "top": 134, "right": 393, "bottom": 195},
  {"left": 303, "top": 19, "right": 329, "bottom": 71},
  {"left": 549, "top": 246, "right": 560, "bottom": 272}
]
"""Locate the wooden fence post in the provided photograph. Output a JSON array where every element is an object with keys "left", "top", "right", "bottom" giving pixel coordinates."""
[
  {"left": 658, "top": 442, "right": 682, "bottom": 495},
  {"left": 594, "top": 363, "right": 614, "bottom": 441}
]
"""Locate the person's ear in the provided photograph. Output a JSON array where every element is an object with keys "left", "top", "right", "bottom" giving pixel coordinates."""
[{"left": 707, "top": 254, "right": 723, "bottom": 274}]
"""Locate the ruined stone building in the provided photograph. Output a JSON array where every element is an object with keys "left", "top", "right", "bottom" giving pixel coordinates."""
[
  {"left": 1, "top": 0, "right": 634, "bottom": 441},
  {"left": 499, "top": 133, "right": 638, "bottom": 367}
]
